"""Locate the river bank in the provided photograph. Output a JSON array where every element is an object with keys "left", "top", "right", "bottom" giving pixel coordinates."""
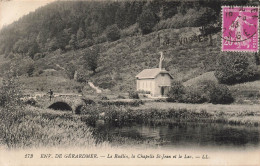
[
  {"left": 77, "top": 101, "right": 260, "bottom": 127},
  {"left": 1, "top": 100, "right": 259, "bottom": 149}
]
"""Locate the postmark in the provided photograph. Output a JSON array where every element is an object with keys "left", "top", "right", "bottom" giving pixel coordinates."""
[{"left": 222, "top": 6, "right": 259, "bottom": 52}]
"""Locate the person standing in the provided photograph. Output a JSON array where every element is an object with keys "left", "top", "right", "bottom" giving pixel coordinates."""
[{"left": 47, "top": 89, "right": 54, "bottom": 101}]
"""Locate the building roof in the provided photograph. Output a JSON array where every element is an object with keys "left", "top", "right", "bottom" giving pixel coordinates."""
[{"left": 135, "top": 68, "right": 173, "bottom": 79}]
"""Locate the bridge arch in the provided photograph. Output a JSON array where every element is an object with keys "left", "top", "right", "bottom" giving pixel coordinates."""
[{"left": 48, "top": 101, "right": 72, "bottom": 111}]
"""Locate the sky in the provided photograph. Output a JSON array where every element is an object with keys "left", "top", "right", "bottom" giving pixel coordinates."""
[{"left": 0, "top": 0, "right": 56, "bottom": 30}]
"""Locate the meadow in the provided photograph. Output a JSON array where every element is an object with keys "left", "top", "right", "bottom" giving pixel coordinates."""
[{"left": 0, "top": 105, "right": 109, "bottom": 149}]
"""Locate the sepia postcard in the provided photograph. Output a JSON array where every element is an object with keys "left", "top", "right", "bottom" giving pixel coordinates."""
[{"left": 0, "top": 0, "right": 259, "bottom": 165}]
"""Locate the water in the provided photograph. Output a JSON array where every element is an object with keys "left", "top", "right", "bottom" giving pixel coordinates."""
[{"left": 93, "top": 121, "right": 260, "bottom": 149}]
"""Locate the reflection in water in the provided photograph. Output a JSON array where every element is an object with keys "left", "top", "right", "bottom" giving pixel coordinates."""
[{"left": 93, "top": 122, "right": 260, "bottom": 149}]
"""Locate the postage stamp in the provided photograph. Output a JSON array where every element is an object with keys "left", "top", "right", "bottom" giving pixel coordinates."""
[{"left": 222, "top": 6, "right": 259, "bottom": 52}]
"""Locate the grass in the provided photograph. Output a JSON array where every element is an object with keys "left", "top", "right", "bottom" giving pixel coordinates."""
[
  {"left": 1, "top": 96, "right": 259, "bottom": 149},
  {"left": 78, "top": 102, "right": 260, "bottom": 127},
  {"left": 137, "top": 102, "right": 260, "bottom": 113},
  {"left": 19, "top": 75, "right": 85, "bottom": 94},
  {"left": 0, "top": 106, "right": 109, "bottom": 149}
]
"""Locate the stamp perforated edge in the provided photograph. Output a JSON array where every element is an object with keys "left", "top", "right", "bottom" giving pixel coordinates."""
[{"left": 221, "top": 6, "right": 259, "bottom": 53}]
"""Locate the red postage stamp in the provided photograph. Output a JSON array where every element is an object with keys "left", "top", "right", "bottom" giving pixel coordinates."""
[{"left": 222, "top": 6, "right": 259, "bottom": 52}]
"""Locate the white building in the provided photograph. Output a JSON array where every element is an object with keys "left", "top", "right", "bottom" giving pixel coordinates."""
[{"left": 135, "top": 52, "right": 173, "bottom": 97}]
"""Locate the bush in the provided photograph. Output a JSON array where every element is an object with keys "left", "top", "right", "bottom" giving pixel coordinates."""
[
  {"left": 105, "top": 24, "right": 121, "bottom": 42},
  {"left": 101, "top": 96, "right": 109, "bottom": 100},
  {"left": 184, "top": 86, "right": 208, "bottom": 104},
  {"left": 167, "top": 80, "right": 234, "bottom": 104},
  {"left": 120, "top": 24, "right": 140, "bottom": 38},
  {"left": 99, "top": 100, "right": 143, "bottom": 107},
  {"left": 215, "top": 53, "right": 258, "bottom": 84},
  {"left": 128, "top": 91, "right": 139, "bottom": 99},
  {"left": 136, "top": 90, "right": 150, "bottom": 94},
  {"left": 78, "top": 39, "right": 94, "bottom": 48},
  {"left": 75, "top": 68, "right": 92, "bottom": 83},
  {"left": 117, "top": 95, "right": 125, "bottom": 99},
  {"left": 25, "top": 98, "right": 37, "bottom": 106},
  {"left": 98, "top": 82, "right": 116, "bottom": 89},
  {"left": 209, "top": 84, "right": 234, "bottom": 104},
  {"left": 167, "top": 81, "right": 186, "bottom": 102},
  {"left": 94, "top": 35, "right": 107, "bottom": 44},
  {"left": 186, "top": 80, "right": 233, "bottom": 104},
  {"left": 82, "top": 98, "right": 95, "bottom": 105}
]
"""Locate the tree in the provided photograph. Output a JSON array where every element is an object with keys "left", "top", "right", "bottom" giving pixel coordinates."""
[
  {"left": 27, "top": 41, "right": 39, "bottom": 59},
  {"left": 105, "top": 24, "right": 120, "bottom": 42},
  {"left": 77, "top": 28, "right": 85, "bottom": 42},
  {"left": 65, "top": 62, "right": 76, "bottom": 80},
  {"left": 27, "top": 64, "right": 35, "bottom": 77},
  {"left": 12, "top": 39, "right": 29, "bottom": 55},
  {"left": 215, "top": 53, "right": 258, "bottom": 84},
  {"left": 56, "top": 31, "right": 70, "bottom": 50},
  {"left": 138, "top": 8, "right": 159, "bottom": 34},
  {"left": 46, "top": 38, "right": 59, "bottom": 52},
  {"left": 198, "top": 8, "right": 218, "bottom": 46},
  {"left": 83, "top": 47, "right": 99, "bottom": 73},
  {"left": 69, "top": 35, "right": 77, "bottom": 50}
]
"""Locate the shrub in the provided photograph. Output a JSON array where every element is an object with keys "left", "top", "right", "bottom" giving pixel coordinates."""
[
  {"left": 215, "top": 53, "right": 258, "bottom": 84},
  {"left": 105, "top": 24, "right": 121, "bottom": 42},
  {"left": 120, "top": 24, "right": 140, "bottom": 38},
  {"left": 167, "top": 79, "right": 234, "bottom": 104},
  {"left": 209, "top": 84, "right": 234, "bottom": 104},
  {"left": 98, "top": 82, "right": 116, "bottom": 89},
  {"left": 137, "top": 90, "right": 150, "bottom": 94},
  {"left": 128, "top": 91, "right": 139, "bottom": 99},
  {"left": 99, "top": 100, "right": 143, "bottom": 107},
  {"left": 82, "top": 98, "right": 95, "bottom": 105},
  {"left": 78, "top": 39, "right": 93, "bottom": 48},
  {"left": 25, "top": 98, "right": 37, "bottom": 106},
  {"left": 104, "top": 106, "right": 130, "bottom": 126},
  {"left": 101, "top": 96, "right": 109, "bottom": 100},
  {"left": 75, "top": 68, "right": 92, "bottom": 83},
  {"left": 94, "top": 35, "right": 107, "bottom": 44},
  {"left": 167, "top": 81, "right": 186, "bottom": 102},
  {"left": 65, "top": 63, "right": 76, "bottom": 80},
  {"left": 184, "top": 86, "right": 208, "bottom": 104},
  {"left": 117, "top": 95, "right": 125, "bottom": 99}
]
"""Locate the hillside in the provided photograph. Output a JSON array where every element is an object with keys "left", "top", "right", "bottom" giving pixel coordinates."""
[{"left": 0, "top": 0, "right": 259, "bottom": 97}]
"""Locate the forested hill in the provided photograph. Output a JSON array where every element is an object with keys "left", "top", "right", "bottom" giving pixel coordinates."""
[
  {"left": 0, "top": 0, "right": 253, "bottom": 57},
  {"left": 0, "top": 0, "right": 258, "bottom": 93}
]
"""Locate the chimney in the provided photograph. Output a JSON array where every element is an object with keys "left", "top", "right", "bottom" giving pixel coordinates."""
[{"left": 159, "top": 51, "right": 164, "bottom": 70}]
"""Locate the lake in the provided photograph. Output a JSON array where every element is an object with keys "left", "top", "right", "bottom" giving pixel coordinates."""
[{"left": 93, "top": 121, "right": 260, "bottom": 149}]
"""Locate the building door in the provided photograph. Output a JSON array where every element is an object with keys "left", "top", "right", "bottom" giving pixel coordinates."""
[{"left": 161, "top": 87, "right": 164, "bottom": 96}]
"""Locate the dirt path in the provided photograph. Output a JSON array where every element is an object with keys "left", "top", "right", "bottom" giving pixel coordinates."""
[{"left": 88, "top": 82, "right": 102, "bottom": 93}]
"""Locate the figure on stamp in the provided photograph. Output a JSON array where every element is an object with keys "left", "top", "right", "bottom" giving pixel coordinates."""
[{"left": 229, "top": 11, "right": 255, "bottom": 48}]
